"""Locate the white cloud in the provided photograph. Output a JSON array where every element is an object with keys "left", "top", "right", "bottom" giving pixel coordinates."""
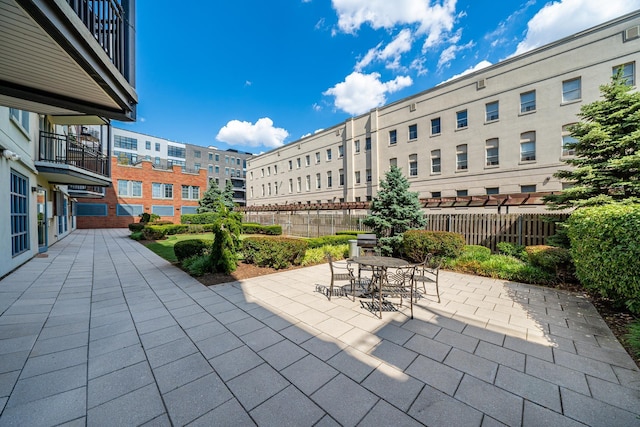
[
  {"left": 332, "top": 0, "right": 457, "bottom": 49},
  {"left": 323, "top": 71, "right": 413, "bottom": 116},
  {"left": 514, "top": 0, "right": 640, "bottom": 55},
  {"left": 355, "top": 29, "right": 414, "bottom": 71},
  {"left": 440, "top": 60, "right": 492, "bottom": 84},
  {"left": 437, "top": 40, "right": 474, "bottom": 69},
  {"left": 215, "top": 118, "right": 289, "bottom": 149}
]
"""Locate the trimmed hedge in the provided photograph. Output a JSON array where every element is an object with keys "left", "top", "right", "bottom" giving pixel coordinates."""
[
  {"left": 174, "top": 239, "right": 212, "bottom": 263},
  {"left": 567, "top": 203, "right": 640, "bottom": 313},
  {"left": 242, "top": 236, "right": 308, "bottom": 269},
  {"left": 182, "top": 213, "right": 220, "bottom": 224},
  {"left": 401, "top": 230, "right": 465, "bottom": 262},
  {"left": 336, "top": 230, "right": 360, "bottom": 236},
  {"left": 128, "top": 223, "right": 145, "bottom": 232},
  {"left": 307, "top": 235, "right": 356, "bottom": 248},
  {"left": 241, "top": 223, "right": 282, "bottom": 235}
]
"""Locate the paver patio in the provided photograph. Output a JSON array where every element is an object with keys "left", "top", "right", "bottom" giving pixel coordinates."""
[{"left": 0, "top": 229, "right": 638, "bottom": 426}]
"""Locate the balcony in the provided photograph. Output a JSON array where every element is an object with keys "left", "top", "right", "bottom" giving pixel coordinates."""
[
  {"left": 68, "top": 185, "right": 106, "bottom": 198},
  {"left": 0, "top": 0, "right": 137, "bottom": 122},
  {"left": 36, "top": 131, "right": 111, "bottom": 186}
]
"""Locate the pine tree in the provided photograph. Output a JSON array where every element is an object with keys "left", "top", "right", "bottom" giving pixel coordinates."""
[
  {"left": 197, "top": 180, "right": 223, "bottom": 213},
  {"left": 364, "top": 165, "right": 426, "bottom": 255},
  {"left": 544, "top": 72, "right": 640, "bottom": 210},
  {"left": 222, "top": 180, "right": 235, "bottom": 211}
]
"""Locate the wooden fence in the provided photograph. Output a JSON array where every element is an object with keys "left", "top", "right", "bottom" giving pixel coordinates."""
[{"left": 242, "top": 211, "right": 569, "bottom": 251}]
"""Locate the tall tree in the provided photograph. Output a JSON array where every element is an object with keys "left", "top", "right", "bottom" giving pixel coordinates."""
[
  {"left": 544, "top": 72, "right": 640, "bottom": 210},
  {"left": 197, "top": 180, "right": 223, "bottom": 213},
  {"left": 364, "top": 165, "right": 426, "bottom": 255},
  {"left": 222, "top": 179, "right": 235, "bottom": 211}
]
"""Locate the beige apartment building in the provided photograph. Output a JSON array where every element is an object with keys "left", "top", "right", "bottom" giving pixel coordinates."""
[{"left": 246, "top": 11, "right": 640, "bottom": 213}]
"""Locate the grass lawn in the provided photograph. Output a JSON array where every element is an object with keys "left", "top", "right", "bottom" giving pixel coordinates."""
[{"left": 144, "top": 233, "right": 214, "bottom": 263}]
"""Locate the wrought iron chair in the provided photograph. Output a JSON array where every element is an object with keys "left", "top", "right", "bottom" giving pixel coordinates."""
[
  {"left": 412, "top": 253, "right": 441, "bottom": 303},
  {"left": 370, "top": 264, "right": 416, "bottom": 318},
  {"left": 326, "top": 254, "right": 358, "bottom": 301}
]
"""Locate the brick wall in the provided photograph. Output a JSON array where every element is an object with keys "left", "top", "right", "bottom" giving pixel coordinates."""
[{"left": 76, "top": 158, "right": 208, "bottom": 228}]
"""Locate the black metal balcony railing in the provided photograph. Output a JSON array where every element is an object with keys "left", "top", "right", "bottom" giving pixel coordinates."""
[
  {"left": 39, "top": 131, "right": 109, "bottom": 177},
  {"left": 67, "top": 0, "right": 127, "bottom": 76}
]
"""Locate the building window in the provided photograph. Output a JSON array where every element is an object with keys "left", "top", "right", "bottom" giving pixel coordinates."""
[
  {"left": 521, "top": 185, "right": 537, "bottom": 193},
  {"left": 562, "top": 77, "right": 581, "bottom": 103},
  {"left": 305, "top": 155, "right": 310, "bottom": 166},
  {"left": 215, "top": 166, "right": 220, "bottom": 174},
  {"left": 194, "top": 150, "right": 201, "bottom": 158},
  {"left": 208, "top": 153, "right": 213, "bottom": 161},
  {"left": 431, "top": 117, "right": 441, "bottom": 135},
  {"left": 457, "top": 189, "right": 468, "bottom": 197},
  {"left": 456, "top": 110, "right": 468, "bottom": 129},
  {"left": 315, "top": 152, "right": 321, "bottom": 164},
  {"left": 389, "top": 130, "right": 397, "bottom": 145},
  {"left": 355, "top": 197, "right": 361, "bottom": 202},
  {"left": 355, "top": 171, "right": 361, "bottom": 184},
  {"left": 267, "top": 166, "right": 271, "bottom": 176},
  {"left": 354, "top": 140, "right": 361, "bottom": 153},
  {"left": 327, "top": 171, "right": 332, "bottom": 188},
  {"left": 520, "top": 91, "right": 536, "bottom": 113},
  {"left": 409, "top": 154, "right": 418, "bottom": 177},
  {"left": 366, "top": 169, "right": 372, "bottom": 182},
  {"left": 520, "top": 131, "right": 536, "bottom": 161},
  {"left": 288, "top": 160, "right": 293, "bottom": 170},
  {"left": 267, "top": 183, "right": 271, "bottom": 196},
  {"left": 215, "top": 153, "right": 220, "bottom": 161},
  {"left": 338, "top": 145, "right": 344, "bottom": 158},
  {"left": 485, "top": 101, "right": 499, "bottom": 122},
  {"left": 194, "top": 163, "right": 201, "bottom": 171},
  {"left": 486, "top": 138, "right": 499, "bottom": 166},
  {"left": 155, "top": 157, "right": 160, "bottom": 165},
  {"left": 152, "top": 183, "right": 173, "bottom": 199},
  {"left": 486, "top": 187, "right": 499, "bottom": 195},
  {"left": 10, "top": 170, "right": 29, "bottom": 256},
  {"left": 9, "top": 109, "right": 30, "bottom": 132},
  {"left": 326, "top": 148, "right": 332, "bottom": 161},
  {"left": 613, "top": 62, "right": 635, "bottom": 86},
  {"left": 431, "top": 150, "right": 441, "bottom": 174},
  {"left": 316, "top": 173, "right": 321, "bottom": 189},
  {"left": 408, "top": 124, "right": 418, "bottom": 140},
  {"left": 145, "top": 141, "right": 151, "bottom": 150},
  {"left": 274, "top": 183, "right": 278, "bottom": 195},
  {"left": 167, "top": 145, "right": 185, "bottom": 158},
  {"left": 208, "top": 165, "right": 213, "bottom": 174},
  {"left": 225, "top": 167, "right": 229, "bottom": 175},
  {"left": 289, "top": 179, "right": 293, "bottom": 193},
  {"left": 339, "top": 169, "right": 344, "bottom": 186},
  {"left": 390, "top": 158, "right": 397, "bottom": 168},
  {"left": 274, "top": 165, "right": 278, "bottom": 174},
  {"left": 181, "top": 185, "right": 200, "bottom": 200},
  {"left": 261, "top": 185, "right": 265, "bottom": 197},
  {"left": 365, "top": 137, "right": 371, "bottom": 150},
  {"left": 118, "top": 180, "right": 142, "bottom": 197},
  {"left": 114, "top": 135, "right": 137, "bottom": 150},
  {"left": 306, "top": 175, "right": 311, "bottom": 191},
  {"left": 431, "top": 191, "right": 441, "bottom": 198},
  {"left": 155, "top": 142, "right": 160, "bottom": 151},
  {"left": 562, "top": 124, "right": 578, "bottom": 156},
  {"left": 225, "top": 156, "right": 229, "bottom": 164},
  {"left": 456, "top": 144, "right": 468, "bottom": 170},
  {"left": 297, "top": 177, "right": 301, "bottom": 192},
  {"left": 296, "top": 158, "right": 301, "bottom": 169}
]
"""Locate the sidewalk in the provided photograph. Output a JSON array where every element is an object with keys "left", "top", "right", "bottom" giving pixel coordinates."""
[{"left": 0, "top": 229, "right": 638, "bottom": 426}]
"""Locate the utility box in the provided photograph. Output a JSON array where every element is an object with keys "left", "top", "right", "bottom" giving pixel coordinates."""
[{"left": 348, "top": 239, "right": 359, "bottom": 258}]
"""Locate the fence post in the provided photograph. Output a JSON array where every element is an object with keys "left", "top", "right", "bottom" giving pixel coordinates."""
[
  {"left": 447, "top": 214, "right": 452, "bottom": 232},
  {"left": 518, "top": 215, "right": 523, "bottom": 246},
  {"left": 307, "top": 210, "right": 310, "bottom": 237}
]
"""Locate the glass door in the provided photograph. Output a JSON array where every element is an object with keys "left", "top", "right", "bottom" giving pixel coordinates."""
[{"left": 37, "top": 187, "right": 47, "bottom": 253}]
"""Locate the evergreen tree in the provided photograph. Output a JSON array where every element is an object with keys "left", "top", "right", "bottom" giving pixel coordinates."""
[
  {"left": 197, "top": 180, "right": 223, "bottom": 213},
  {"left": 222, "top": 180, "right": 235, "bottom": 211},
  {"left": 544, "top": 72, "right": 640, "bottom": 210},
  {"left": 364, "top": 165, "right": 426, "bottom": 255}
]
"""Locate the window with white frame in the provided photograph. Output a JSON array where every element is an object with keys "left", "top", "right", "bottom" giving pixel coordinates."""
[
  {"left": 215, "top": 165, "right": 220, "bottom": 173},
  {"left": 366, "top": 169, "right": 372, "bottom": 182},
  {"left": 305, "top": 155, "right": 310, "bottom": 166},
  {"left": 365, "top": 137, "right": 371, "bottom": 150},
  {"left": 327, "top": 171, "right": 332, "bottom": 188},
  {"left": 486, "top": 138, "right": 499, "bottom": 166},
  {"left": 306, "top": 175, "right": 311, "bottom": 191},
  {"left": 326, "top": 148, "right": 332, "bottom": 161},
  {"left": 152, "top": 183, "right": 173, "bottom": 199},
  {"left": 9, "top": 109, "right": 30, "bottom": 133},
  {"left": 267, "top": 166, "right": 271, "bottom": 176},
  {"left": 181, "top": 185, "right": 200, "bottom": 200},
  {"left": 250, "top": 187, "right": 254, "bottom": 198},
  {"left": 274, "top": 183, "right": 278, "bottom": 195},
  {"left": 146, "top": 141, "right": 151, "bottom": 150},
  {"left": 261, "top": 185, "right": 265, "bottom": 196},
  {"left": 389, "top": 129, "right": 397, "bottom": 145},
  {"left": 315, "top": 152, "right": 320, "bottom": 164},
  {"left": 288, "top": 160, "right": 293, "bottom": 170},
  {"left": 289, "top": 179, "right": 293, "bottom": 193},
  {"left": 457, "top": 189, "right": 468, "bottom": 197},
  {"left": 520, "top": 91, "right": 536, "bottom": 113},
  {"left": 521, "top": 184, "right": 537, "bottom": 193},
  {"left": 485, "top": 101, "right": 499, "bottom": 122},
  {"left": 114, "top": 135, "right": 137, "bottom": 150},
  {"left": 456, "top": 145, "right": 468, "bottom": 170},
  {"left": 520, "top": 131, "right": 536, "bottom": 161},
  {"left": 408, "top": 124, "right": 418, "bottom": 140},
  {"left": 338, "top": 145, "right": 344, "bottom": 157},
  {"left": 296, "top": 158, "right": 301, "bottom": 168},
  {"left": 431, "top": 150, "right": 441, "bottom": 173},
  {"left": 613, "top": 62, "right": 635, "bottom": 86},
  {"left": 194, "top": 150, "right": 201, "bottom": 158},
  {"left": 118, "top": 180, "right": 142, "bottom": 197},
  {"left": 562, "top": 77, "right": 581, "bottom": 102},
  {"left": 431, "top": 117, "right": 441, "bottom": 135},
  {"left": 355, "top": 171, "right": 361, "bottom": 184},
  {"left": 215, "top": 153, "right": 220, "bottom": 161},
  {"left": 456, "top": 110, "right": 468, "bottom": 129},
  {"left": 316, "top": 173, "right": 321, "bottom": 189},
  {"left": 339, "top": 169, "right": 344, "bottom": 186},
  {"left": 486, "top": 187, "right": 499, "bottom": 195},
  {"left": 274, "top": 164, "right": 278, "bottom": 174},
  {"left": 354, "top": 140, "right": 361, "bottom": 153},
  {"left": 562, "top": 124, "right": 577, "bottom": 156},
  {"left": 297, "top": 177, "right": 301, "bottom": 192},
  {"left": 409, "top": 154, "right": 418, "bottom": 176},
  {"left": 268, "top": 183, "right": 271, "bottom": 196}
]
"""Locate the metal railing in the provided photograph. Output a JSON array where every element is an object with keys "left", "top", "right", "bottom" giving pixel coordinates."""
[
  {"left": 39, "top": 131, "right": 109, "bottom": 177},
  {"left": 66, "top": 0, "right": 127, "bottom": 76}
]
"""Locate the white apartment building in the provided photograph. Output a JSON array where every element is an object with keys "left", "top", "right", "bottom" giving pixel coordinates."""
[{"left": 246, "top": 11, "right": 640, "bottom": 213}]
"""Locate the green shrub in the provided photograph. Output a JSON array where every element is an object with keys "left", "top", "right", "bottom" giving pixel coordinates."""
[
  {"left": 496, "top": 242, "right": 527, "bottom": 260},
  {"left": 182, "top": 255, "right": 211, "bottom": 276},
  {"left": 476, "top": 255, "right": 553, "bottom": 284},
  {"left": 163, "top": 224, "right": 189, "bottom": 235},
  {"left": 336, "top": 230, "right": 360, "bottom": 236},
  {"left": 128, "top": 223, "right": 145, "bottom": 232},
  {"left": 301, "top": 244, "right": 349, "bottom": 266},
  {"left": 139, "top": 212, "right": 151, "bottom": 223},
  {"left": 242, "top": 236, "right": 308, "bottom": 269},
  {"left": 307, "top": 235, "right": 356, "bottom": 248},
  {"left": 152, "top": 220, "right": 173, "bottom": 226},
  {"left": 240, "top": 223, "right": 282, "bottom": 235},
  {"left": 458, "top": 245, "right": 492, "bottom": 262},
  {"left": 401, "top": 230, "right": 465, "bottom": 262},
  {"left": 143, "top": 226, "right": 167, "bottom": 240},
  {"left": 182, "top": 212, "right": 220, "bottom": 224},
  {"left": 525, "top": 245, "right": 573, "bottom": 278},
  {"left": 174, "top": 239, "right": 212, "bottom": 263},
  {"left": 567, "top": 203, "right": 640, "bottom": 313},
  {"left": 129, "top": 231, "right": 144, "bottom": 241},
  {"left": 210, "top": 218, "right": 240, "bottom": 274},
  {"left": 263, "top": 225, "right": 282, "bottom": 235},
  {"left": 626, "top": 320, "right": 640, "bottom": 358}
]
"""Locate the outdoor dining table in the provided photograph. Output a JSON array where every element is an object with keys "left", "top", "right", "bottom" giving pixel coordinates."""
[{"left": 349, "top": 255, "right": 412, "bottom": 293}]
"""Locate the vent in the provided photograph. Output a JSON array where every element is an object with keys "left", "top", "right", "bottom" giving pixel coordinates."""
[
  {"left": 409, "top": 102, "right": 417, "bottom": 112},
  {"left": 624, "top": 25, "right": 640, "bottom": 42},
  {"left": 336, "top": 129, "right": 341, "bottom": 136},
  {"left": 477, "top": 79, "right": 486, "bottom": 90}
]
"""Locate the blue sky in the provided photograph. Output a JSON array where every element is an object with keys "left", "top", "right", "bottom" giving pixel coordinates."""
[{"left": 117, "top": 0, "right": 640, "bottom": 153}]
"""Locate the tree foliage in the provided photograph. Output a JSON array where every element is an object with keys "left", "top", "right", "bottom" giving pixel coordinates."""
[
  {"left": 198, "top": 180, "right": 235, "bottom": 213},
  {"left": 364, "top": 165, "right": 426, "bottom": 255},
  {"left": 544, "top": 72, "right": 640, "bottom": 210}
]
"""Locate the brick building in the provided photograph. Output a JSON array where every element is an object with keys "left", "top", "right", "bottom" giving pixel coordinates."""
[{"left": 75, "top": 157, "right": 208, "bottom": 228}]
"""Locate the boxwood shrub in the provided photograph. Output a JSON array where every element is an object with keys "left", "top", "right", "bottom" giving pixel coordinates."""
[
  {"left": 242, "top": 236, "right": 308, "bottom": 269},
  {"left": 241, "top": 223, "right": 282, "bottom": 235},
  {"left": 307, "top": 235, "right": 356, "bottom": 248},
  {"left": 128, "top": 223, "right": 145, "bottom": 232},
  {"left": 182, "top": 213, "right": 220, "bottom": 224},
  {"left": 336, "top": 230, "right": 360, "bottom": 236},
  {"left": 174, "top": 239, "right": 212, "bottom": 263},
  {"left": 401, "top": 230, "right": 465, "bottom": 262},
  {"left": 567, "top": 203, "right": 640, "bottom": 313},
  {"left": 525, "top": 245, "right": 573, "bottom": 279}
]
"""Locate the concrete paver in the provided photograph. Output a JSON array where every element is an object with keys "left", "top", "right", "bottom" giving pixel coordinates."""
[{"left": 0, "top": 228, "right": 639, "bottom": 426}]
